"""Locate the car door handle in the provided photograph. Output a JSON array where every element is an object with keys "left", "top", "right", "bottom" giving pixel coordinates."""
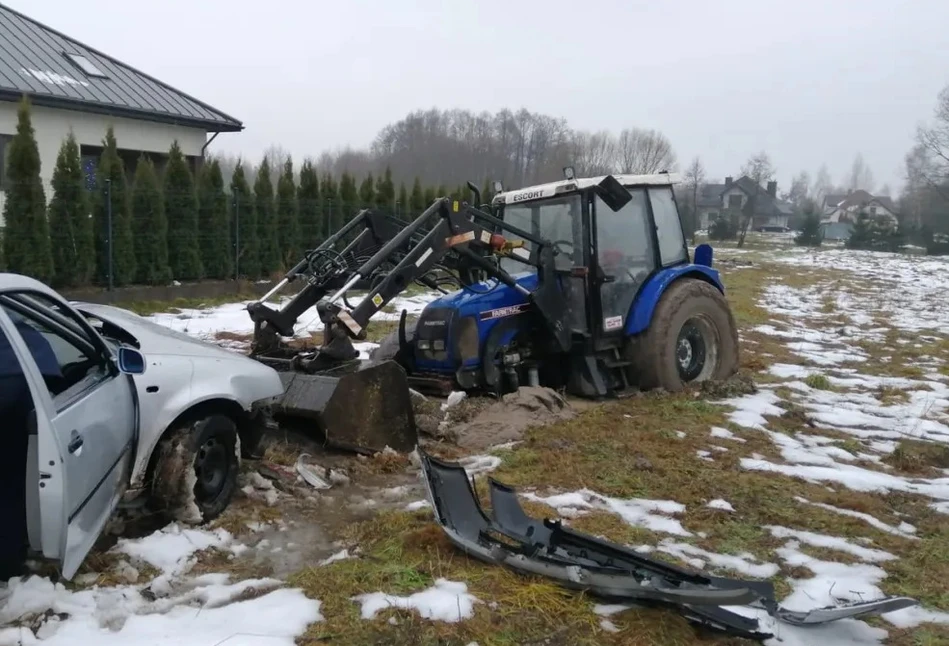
[{"left": 68, "top": 431, "right": 84, "bottom": 454}]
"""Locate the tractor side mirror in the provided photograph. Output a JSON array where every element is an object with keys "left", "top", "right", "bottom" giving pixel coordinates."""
[{"left": 594, "top": 175, "right": 632, "bottom": 212}]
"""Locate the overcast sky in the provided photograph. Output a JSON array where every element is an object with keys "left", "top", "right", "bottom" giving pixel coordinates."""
[{"left": 11, "top": 0, "right": 949, "bottom": 192}]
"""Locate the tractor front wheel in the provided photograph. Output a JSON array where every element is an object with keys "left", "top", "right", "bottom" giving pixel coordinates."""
[{"left": 627, "top": 278, "right": 738, "bottom": 392}]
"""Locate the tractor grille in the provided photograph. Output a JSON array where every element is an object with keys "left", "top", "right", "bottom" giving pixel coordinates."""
[{"left": 415, "top": 307, "right": 456, "bottom": 363}]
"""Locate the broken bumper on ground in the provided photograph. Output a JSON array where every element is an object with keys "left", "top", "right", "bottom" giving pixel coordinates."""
[{"left": 417, "top": 450, "right": 919, "bottom": 640}]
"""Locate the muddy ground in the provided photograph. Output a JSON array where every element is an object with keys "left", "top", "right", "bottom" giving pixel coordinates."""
[{"left": 129, "top": 385, "right": 583, "bottom": 581}]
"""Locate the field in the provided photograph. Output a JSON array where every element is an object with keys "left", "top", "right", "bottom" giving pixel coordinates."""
[{"left": 2, "top": 234, "right": 949, "bottom": 646}]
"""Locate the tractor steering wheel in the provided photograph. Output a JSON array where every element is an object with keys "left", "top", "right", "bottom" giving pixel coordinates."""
[{"left": 552, "top": 239, "right": 575, "bottom": 256}]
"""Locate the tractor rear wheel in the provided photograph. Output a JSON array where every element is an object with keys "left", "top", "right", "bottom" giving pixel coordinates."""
[{"left": 626, "top": 278, "right": 738, "bottom": 392}]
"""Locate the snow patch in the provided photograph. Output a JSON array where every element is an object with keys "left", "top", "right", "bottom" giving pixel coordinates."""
[
  {"left": 706, "top": 499, "right": 735, "bottom": 512},
  {"left": 352, "top": 579, "right": 478, "bottom": 623}
]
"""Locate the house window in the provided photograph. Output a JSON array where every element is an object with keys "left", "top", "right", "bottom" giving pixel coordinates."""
[
  {"left": 728, "top": 194, "right": 742, "bottom": 209},
  {"left": 64, "top": 53, "right": 108, "bottom": 79}
]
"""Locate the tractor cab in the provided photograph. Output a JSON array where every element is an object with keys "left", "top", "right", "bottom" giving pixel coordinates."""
[{"left": 490, "top": 172, "right": 689, "bottom": 343}]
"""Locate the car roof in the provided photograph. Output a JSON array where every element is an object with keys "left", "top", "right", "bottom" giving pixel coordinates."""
[
  {"left": 493, "top": 173, "right": 681, "bottom": 205},
  {"left": 0, "top": 273, "right": 63, "bottom": 300}
]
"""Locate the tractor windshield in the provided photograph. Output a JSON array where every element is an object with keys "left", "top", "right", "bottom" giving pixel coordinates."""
[{"left": 499, "top": 195, "right": 582, "bottom": 274}]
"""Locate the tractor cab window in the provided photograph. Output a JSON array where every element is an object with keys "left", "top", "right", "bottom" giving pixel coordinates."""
[
  {"left": 650, "top": 186, "right": 688, "bottom": 265},
  {"left": 595, "top": 188, "right": 655, "bottom": 330},
  {"left": 500, "top": 195, "right": 582, "bottom": 274}
]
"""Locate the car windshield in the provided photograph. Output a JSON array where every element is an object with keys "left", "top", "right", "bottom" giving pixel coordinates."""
[{"left": 499, "top": 195, "right": 581, "bottom": 274}]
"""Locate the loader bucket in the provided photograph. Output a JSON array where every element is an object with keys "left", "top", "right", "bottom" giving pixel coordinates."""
[{"left": 270, "top": 360, "right": 418, "bottom": 454}]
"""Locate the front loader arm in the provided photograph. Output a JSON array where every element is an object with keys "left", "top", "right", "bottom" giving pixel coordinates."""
[{"left": 318, "top": 199, "right": 573, "bottom": 353}]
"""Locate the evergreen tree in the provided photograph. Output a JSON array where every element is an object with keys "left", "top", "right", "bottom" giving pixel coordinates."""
[
  {"left": 254, "top": 157, "right": 279, "bottom": 276},
  {"left": 48, "top": 132, "right": 93, "bottom": 287},
  {"left": 276, "top": 158, "right": 300, "bottom": 268},
  {"left": 92, "top": 126, "right": 136, "bottom": 286},
  {"left": 164, "top": 141, "right": 203, "bottom": 280},
  {"left": 339, "top": 171, "right": 358, "bottom": 221},
  {"left": 320, "top": 172, "right": 339, "bottom": 236},
  {"left": 1, "top": 97, "right": 53, "bottom": 282},
  {"left": 423, "top": 186, "right": 437, "bottom": 205},
  {"left": 397, "top": 182, "right": 408, "bottom": 216},
  {"left": 358, "top": 173, "right": 375, "bottom": 207},
  {"left": 298, "top": 160, "right": 321, "bottom": 247},
  {"left": 231, "top": 161, "right": 258, "bottom": 279},
  {"left": 375, "top": 166, "right": 395, "bottom": 212},
  {"left": 131, "top": 156, "right": 171, "bottom": 285},
  {"left": 410, "top": 177, "right": 425, "bottom": 212},
  {"left": 481, "top": 178, "right": 494, "bottom": 207},
  {"left": 197, "top": 159, "right": 231, "bottom": 279},
  {"left": 436, "top": 184, "right": 447, "bottom": 198},
  {"left": 794, "top": 209, "right": 823, "bottom": 247},
  {"left": 846, "top": 212, "right": 873, "bottom": 250}
]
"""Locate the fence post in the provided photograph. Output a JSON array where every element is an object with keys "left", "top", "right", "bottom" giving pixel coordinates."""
[
  {"left": 106, "top": 178, "right": 113, "bottom": 293},
  {"left": 234, "top": 191, "right": 240, "bottom": 282}
]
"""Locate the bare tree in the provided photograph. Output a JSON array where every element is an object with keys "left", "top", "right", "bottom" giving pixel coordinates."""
[
  {"left": 616, "top": 128, "right": 677, "bottom": 174},
  {"left": 737, "top": 151, "right": 775, "bottom": 248},
  {"left": 847, "top": 153, "right": 875, "bottom": 192},
  {"left": 571, "top": 130, "right": 618, "bottom": 176},
  {"left": 682, "top": 157, "right": 706, "bottom": 244},
  {"left": 812, "top": 164, "right": 833, "bottom": 207},
  {"left": 914, "top": 83, "right": 949, "bottom": 201},
  {"left": 787, "top": 171, "right": 810, "bottom": 209}
]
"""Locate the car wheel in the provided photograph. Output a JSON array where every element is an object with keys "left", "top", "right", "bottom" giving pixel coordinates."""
[
  {"left": 626, "top": 278, "right": 739, "bottom": 392},
  {"left": 152, "top": 414, "right": 240, "bottom": 524}
]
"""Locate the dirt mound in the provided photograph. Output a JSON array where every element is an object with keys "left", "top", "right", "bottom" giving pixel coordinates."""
[{"left": 447, "top": 387, "right": 576, "bottom": 451}]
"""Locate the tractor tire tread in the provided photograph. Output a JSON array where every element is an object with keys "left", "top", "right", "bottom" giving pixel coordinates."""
[{"left": 628, "top": 278, "right": 739, "bottom": 392}]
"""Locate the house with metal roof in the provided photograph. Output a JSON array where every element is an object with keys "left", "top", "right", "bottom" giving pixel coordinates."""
[
  {"left": 694, "top": 176, "right": 793, "bottom": 231},
  {"left": 0, "top": 3, "right": 242, "bottom": 224}
]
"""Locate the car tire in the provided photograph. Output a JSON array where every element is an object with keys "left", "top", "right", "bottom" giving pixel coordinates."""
[
  {"left": 369, "top": 320, "right": 417, "bottom": 365},
  {"left": 151, "top": 414, "right": 240, "bottom": 524},
  {"left": 626, "top": 278, "right": 739, "bottom": 392}
]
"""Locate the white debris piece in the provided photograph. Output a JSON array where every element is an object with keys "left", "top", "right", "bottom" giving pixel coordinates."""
[
  {"left": 706, "top": 499, "right": 735, "bottom": 512},
  {"left": 319, "top": 549, "right": 352, "bottom": 566},
  {"left": 441, "top": 391, "right": 468, "bottom": 411},
  {"left": 295, "top": 454, "right": 331, "bottom": 489},
  {"left": 352, "top": 579, "right": 479, "bottom": 623}
]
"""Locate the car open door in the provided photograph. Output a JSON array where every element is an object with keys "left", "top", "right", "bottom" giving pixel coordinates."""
[{"left": 0, "top": 287, "right": 139, "bottom": 580}]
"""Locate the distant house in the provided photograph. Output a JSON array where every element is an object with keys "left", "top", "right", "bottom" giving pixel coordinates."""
[
  {"left": 694, "top": 176, "right": 793, "bottom": 231},
  {"left": 0, "top": 3, "right": 242, "bottom": 226},
  {"left": 820, "top": 190, "right": 898, "bottom": 227}
]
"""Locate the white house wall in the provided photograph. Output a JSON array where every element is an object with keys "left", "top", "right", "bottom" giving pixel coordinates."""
[{"left": 0, "top": 101, "right": 207, "bottom": 226}]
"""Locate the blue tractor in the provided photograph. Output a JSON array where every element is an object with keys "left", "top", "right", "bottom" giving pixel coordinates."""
[{"left": 248, "top": 171, "right": 738, "bottom": 450}]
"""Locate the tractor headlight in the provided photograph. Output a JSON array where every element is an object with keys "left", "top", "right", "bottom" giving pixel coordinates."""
[
  {"left": 433, "top": 339, "right": 445, "bottom": 351},
  {"left": 417, "top": 339, "right": 431, "bottom": 350}
]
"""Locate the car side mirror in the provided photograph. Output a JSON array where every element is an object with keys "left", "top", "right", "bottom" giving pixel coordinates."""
[
  {"left": 117, "top": 347, "right": 146, "bottom": 375},
  {"left": 594, "top": 175, "right": 632, "bottom": 212}
]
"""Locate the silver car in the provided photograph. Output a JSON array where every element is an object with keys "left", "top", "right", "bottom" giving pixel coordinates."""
[{"left": 0, "top": 273, "right": 284, "bottom": 580}]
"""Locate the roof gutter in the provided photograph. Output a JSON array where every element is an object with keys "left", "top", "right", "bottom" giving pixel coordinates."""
[{"left": 0, "top": 91, "right": 243, "bottom": 133}]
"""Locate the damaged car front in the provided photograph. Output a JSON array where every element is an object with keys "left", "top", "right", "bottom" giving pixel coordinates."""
[{"left": 74, "top": 302, "right": 285, "bottom": 520}]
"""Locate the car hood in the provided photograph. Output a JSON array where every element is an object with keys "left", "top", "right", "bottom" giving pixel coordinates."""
[{"left": 75, "top": 302, "right": 258, "bottom": 364}]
